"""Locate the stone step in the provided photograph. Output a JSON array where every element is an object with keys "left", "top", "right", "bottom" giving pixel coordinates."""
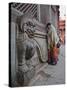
[
  {"left": 28, "top": 63, "right": 48, "bottom": 86},
  {"left": 35, "top": 63, "right": 48, "bottom": 74}
]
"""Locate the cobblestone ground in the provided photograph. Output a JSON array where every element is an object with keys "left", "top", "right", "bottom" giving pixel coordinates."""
[{"left": 29, "top": 45, "right": 65, "bottom": 86}]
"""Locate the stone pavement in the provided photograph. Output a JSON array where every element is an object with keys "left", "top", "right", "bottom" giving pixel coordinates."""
[{"left": 28, "top": 45, "right": 65, "bottom": 86}]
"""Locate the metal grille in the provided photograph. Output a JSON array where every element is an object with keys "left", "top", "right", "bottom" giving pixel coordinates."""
[{"left": 11, "top": 3, "right": 38, "bottom": 19}]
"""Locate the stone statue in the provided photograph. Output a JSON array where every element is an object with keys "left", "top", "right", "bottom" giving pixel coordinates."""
[
  {"left": 16, "top": 12, "right": 47, "bottom": 86},
  {"left": 16, "top": 14, "right": 38, "bottom": 86}
]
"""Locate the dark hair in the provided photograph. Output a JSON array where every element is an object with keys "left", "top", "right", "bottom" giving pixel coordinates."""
[{"left": 46, "top": 23, "right": 51, "bottom": 28}]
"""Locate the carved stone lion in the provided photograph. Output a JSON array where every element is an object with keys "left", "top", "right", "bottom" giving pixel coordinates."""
[{"left": 16, "top": 14, "right": 37, "bottom": 86}]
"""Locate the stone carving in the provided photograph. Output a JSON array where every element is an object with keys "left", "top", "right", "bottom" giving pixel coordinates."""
[
  {"left": 16, "top": 14, "right": 47, "bottom": 86},
  {"left": 16, "top": 15, "right": 38, "bottom": 86}
]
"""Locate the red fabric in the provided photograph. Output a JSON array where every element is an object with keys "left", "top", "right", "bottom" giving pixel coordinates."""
[
  {"left": 53, "top": 47, "right": 59, "bottom": 59},
  {"left": 48, "top": 47, "right": 59, "bottom": 63},
  {"left": 48, "top": 49, "right": 52, "bottom": 63}
]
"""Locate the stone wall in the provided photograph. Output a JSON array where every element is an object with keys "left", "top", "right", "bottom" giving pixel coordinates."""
[{"left": 10, "top": 7, "right": 48, "bottom": 86}]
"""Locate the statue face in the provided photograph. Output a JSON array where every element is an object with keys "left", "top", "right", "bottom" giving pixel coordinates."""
[
  {"left": 21, "top": 18, "right": 35, "bottom": 38},
  {"left": 26, "top": 21, "right": 35, "bottom": 31}
]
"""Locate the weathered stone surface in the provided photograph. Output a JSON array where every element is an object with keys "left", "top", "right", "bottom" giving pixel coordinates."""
[
  {"left": 16, "top": 70, "right": 24, "bottom": 86},
  {"left": 16, "top": 16, "right": 48, "bottom": 86},
  {"left": 25, "top": 40, "right": 36, "bottom": 60},
  {"left": 17, "top": 65, "right": 35, "bottom": 86}
]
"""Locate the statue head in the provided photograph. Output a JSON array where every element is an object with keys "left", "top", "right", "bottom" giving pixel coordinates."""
[{"left": 16, "top": 13, "right": 36, "bottom": 38}]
